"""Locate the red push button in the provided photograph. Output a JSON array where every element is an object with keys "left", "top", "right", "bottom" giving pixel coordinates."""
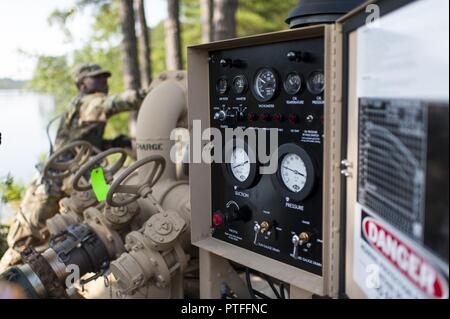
[
  {"left": 273, "top": 113, "right": 283, "bottom": 122},
  {"left": 260, "top": 112, "right": 271, "bottom": 122},
  {"left": 247, "top": 112, "right": 257, "bottom": 122},
  {"left": 212, "top": 212, "right": 224, "bottom": 226},
  {"left": 288, "top": 114, "right": 299, "bottom": 124}
]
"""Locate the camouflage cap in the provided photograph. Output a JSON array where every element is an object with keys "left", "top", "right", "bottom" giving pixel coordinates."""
[{"left": 73, "top": 63, "right": 111, "bottom": 83}]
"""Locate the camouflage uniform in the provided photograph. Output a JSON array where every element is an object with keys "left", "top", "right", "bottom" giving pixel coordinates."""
[{"left": 0, "top": 64, "right": 145, "bottom": 271}]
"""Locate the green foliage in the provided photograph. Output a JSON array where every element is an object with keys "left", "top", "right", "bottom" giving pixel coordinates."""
[
  {"left": 0, "top": 174, "right": 25, "bottom": 204},
  {"left": 237, "top": 0, "right": 298, "bottom": 36},
  {"left": 28, "top": 0, "right": 298, "bottom": 135},
  {"left": 26, "top": 55, "right": 77, "bottom": 113}
]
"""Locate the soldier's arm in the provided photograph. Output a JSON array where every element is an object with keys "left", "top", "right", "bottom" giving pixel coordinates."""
[{"left": 104, "top": 90, "right": 146, "bottom": 118}]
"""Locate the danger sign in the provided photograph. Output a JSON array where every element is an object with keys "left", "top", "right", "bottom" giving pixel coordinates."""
[{"left": 353, "top": 205, "right": 449, "bottom": 299}]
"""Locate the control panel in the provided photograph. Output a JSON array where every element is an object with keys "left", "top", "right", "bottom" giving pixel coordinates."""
[{"left": 208, "top": 38, "right": 325, "bottom": 275}]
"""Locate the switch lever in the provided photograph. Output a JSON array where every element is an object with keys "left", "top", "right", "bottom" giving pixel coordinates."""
[
  {"left": 253, "top": 223, "right": 261, "bottom": 245},
  {"left": 292, "top": 235, "right": 300, "bottom": 258}
]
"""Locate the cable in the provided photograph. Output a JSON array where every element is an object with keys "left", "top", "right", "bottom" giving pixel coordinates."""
[
  {"left": 245, "top": 267, "right": 271, "bottom": 299},
  {"left": 280, "top": 282, "right": 286, "bottom": 299},
  {"left": 262, "top": 273, "right": 282, "bottom": 299}
]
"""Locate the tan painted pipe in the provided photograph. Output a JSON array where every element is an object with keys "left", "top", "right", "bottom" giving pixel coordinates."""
[{"left": 136, "top": 71, "right": 188, "bottom": 181}]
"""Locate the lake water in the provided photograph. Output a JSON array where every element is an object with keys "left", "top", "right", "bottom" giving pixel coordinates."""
[{"left": 0, "top": 90, "right": 55, "bottom": 223}]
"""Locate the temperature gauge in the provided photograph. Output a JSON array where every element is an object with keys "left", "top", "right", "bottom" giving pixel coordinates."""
[{"left": 284, "top": 72, "right": 303, "bottom": 95}]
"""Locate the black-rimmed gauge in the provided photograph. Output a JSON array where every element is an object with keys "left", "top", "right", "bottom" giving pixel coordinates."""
[
  {"left": 232, "top": 75, "right": 248, "bottom": 95},
  {"left": 272, "top": 143, "right": 315, "bottom": 202},
  {"left": 253, "top": 67, "right": 278, "bottom": 102},
  {"left": 284, "top": 72, "right": 303, "bottom": 95},
  {"left": 223, "top": 138, "right": 259, "bottom": 189},
  {"left": 216, "top": 77, "right": 229, "bottom": 95},
  {"left": 307, "top": 71, "right": 325, "bottom": 95},
  {"left": 230, "top": 148, "right": 250, "bottom": 182}
]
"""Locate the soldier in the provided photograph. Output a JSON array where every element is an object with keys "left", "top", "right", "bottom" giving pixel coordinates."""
[{"left": 0, "top": 63, "right": 147, "bottom": 271}]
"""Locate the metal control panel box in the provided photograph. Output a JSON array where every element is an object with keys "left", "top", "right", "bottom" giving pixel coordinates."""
[
  {"left": 208, "top": 38, "right": 325, "bottom": 275},
  {"left": 189, "top": 25, "right": 343, "bottom": 297}
]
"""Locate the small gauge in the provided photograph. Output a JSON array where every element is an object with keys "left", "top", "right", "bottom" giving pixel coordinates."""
[
  {"left": 272, "top": 143, "right": 315, "bottom": 202},
  {"left": 230, "top": 147, "right": 251, "bottom": 182},
  {"left": 307, "top": 71, "right": 325, "bottom": 95},
  {"left": 253, "top": 68, "right": 278, "bottom": 102},
  {"left": 284, "top": 72, "right": 303, "bottom": 95},
  {"left": 280, "top": 153, "right": 307, "bottom": 192},
  {"left": 232, "top": 75, "right": 248, "bottom": 95},
  {"left": 216, "top": 77, "right": 229, "bottom": 95}
]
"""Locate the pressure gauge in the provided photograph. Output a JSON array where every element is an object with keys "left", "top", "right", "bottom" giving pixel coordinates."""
[
  {"left": 230, "top": 147, "right": 251, "bottom": 182},
  {"left": 307, "top": 71, "right": 325, "bottom": 95},
  {"left": 216, "top": 77, "right": 229, "bottom": 95},
  {"left": 232, "top": 75, "right": 248, "bottom": 95},
  {"left": 284, "top": 72, "right": 303, "bottom": 95},
  {"left": 223, "top": 138, "right": 259, "bottom": 189},
  {"left": 253, "top": 67, "right": 278, "bottom": 102},
  {"left": 280, "top": 153, "right": 307, "bottom": 192},
  {"left": 272, "top": 143, "right": 315, "bottom": 202}
]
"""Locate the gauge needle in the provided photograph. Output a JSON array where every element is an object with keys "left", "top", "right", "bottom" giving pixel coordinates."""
[
  {"left": 282, "top": 166, "right": 305, "bottom": 176},
  {"left": 232, "top": 161, "right": 249, "bottom": 169}
]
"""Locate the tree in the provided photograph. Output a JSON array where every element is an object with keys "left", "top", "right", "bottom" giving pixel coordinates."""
[
  {"left": 136, "top": 0, "right": 152, "bottom": 88},
  {"left": 165, "top": 0, "right": 182, "bottom": 70},
  {"left": 213, "top": 0, "right": 238, "bottom": 41},
  {"left": 119, "top": 0, "right": 141, "bottom": 90},
  {"left": 200, "top": 0, "right": 213, "bottom": 43},
  {"left": 118, "top": 0, "right": 141, "bottom": 136}
]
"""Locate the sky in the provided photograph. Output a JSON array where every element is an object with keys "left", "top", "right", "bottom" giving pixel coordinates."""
[{"left": 0, "top": 0, "right": 167, "bottom": 80}]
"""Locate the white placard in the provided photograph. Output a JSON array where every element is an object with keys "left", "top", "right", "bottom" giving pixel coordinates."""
[{"left": 357, "top": 0, "right": 449, "bottom": 102}]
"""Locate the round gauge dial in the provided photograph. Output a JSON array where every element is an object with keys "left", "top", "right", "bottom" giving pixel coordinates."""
[
  {"left": 307, "top": 71, "right": 325, "bottom": 95},
  {"left": 232, "top": 75, "right": 248, "bottom": 95},
  {"left": 284, "top": 72, "right": 303, "bottom": 95},
  {"left": 271, "top": 143, "right": 315, "bottom": 202},
  {"left": 230, "top": 147, "right": 251, "bottom": 182},
  {"left": 280, "top": 153, "right": 307, "bottom": 192},
  {"left": 253, "top": 68, "right": 278, "bottom": 102},
  {"left": 216, "top": 77, "right": 229, "bottom": 95}
]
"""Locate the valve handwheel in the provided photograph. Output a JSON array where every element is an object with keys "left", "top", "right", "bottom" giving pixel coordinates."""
[
  {"left": 72, "top": 148, "right": 128, "bottom": 192},
  {"left": 43, "top": 141, "right": 98, "bottom": 180},
  {"left": 106, "top": 155, "right": 166, "bottom": 207}
]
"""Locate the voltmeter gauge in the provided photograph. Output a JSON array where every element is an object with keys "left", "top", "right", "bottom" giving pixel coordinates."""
[
  {"left": 253, "top": 68, "right": 278, "bottom": 102},
  {"left": 216, "top": 77, "right": 229, "bottom": 95},
  {"left": 284, "top": 72, "right": 303, "bottom": 95},
  {"left": 230, "top": 147, "right": 251, "bottom": 182},
  {"left": 272, "top": 143, "right": 315, "bottom": 202},
  {"left": 307, "top": 71, "right": 325, "bottom": 95},
  {"left": 232, "top": 75, "right": 248, "bottom": 95},
  {"left": 223, "top": 138, "right": 259, "bottom": 189}
]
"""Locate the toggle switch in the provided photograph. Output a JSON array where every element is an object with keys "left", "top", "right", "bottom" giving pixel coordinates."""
[{"left": 291, "top": 232, "right": 310, "bottom": 258}]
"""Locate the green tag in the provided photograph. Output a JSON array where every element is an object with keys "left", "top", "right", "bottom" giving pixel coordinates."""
[{"left": 90, "top": 167, "right": 109, "bottom": 202}]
